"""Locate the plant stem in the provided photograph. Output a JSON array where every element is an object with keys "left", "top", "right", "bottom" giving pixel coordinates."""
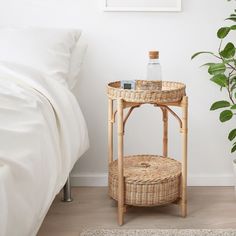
[
  {"left": 218, "top": 39, "right": 223, "bottom": 53},
  {"left": 227, "top": 86, "right": 235, "bottom": 104},
  {"left": 226, "top": 63, "right": 236, "bottom": 72}
]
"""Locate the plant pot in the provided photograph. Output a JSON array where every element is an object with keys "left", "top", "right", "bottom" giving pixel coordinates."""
[{"left": 233, "top": 159, "right": 236, "bottom": 194}]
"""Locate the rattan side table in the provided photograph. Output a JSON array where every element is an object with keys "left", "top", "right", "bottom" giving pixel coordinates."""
[{"left": 107, "top": 80, "right": 188, "bottom": 226}]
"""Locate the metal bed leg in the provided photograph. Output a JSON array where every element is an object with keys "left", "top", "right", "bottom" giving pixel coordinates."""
[{"left": 62, "top": 176, "right": 73, "bottom": 202}]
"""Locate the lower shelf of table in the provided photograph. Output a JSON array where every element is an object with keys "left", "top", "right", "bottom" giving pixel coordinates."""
[{"left": 108, "top": 154, "right": 182, "bottom": 207}]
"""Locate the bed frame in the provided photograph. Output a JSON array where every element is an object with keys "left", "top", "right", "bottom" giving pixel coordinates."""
[{"left": 62, "top": 176, "right": 73, "bottom": 202}]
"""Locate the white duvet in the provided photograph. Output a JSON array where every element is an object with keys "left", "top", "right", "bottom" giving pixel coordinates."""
[{"left": 0, "top": 62, "right": 89, "bottom": 236}]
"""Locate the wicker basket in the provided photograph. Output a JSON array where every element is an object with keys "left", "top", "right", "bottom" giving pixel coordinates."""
[
  {"left": 109, "top": 155, "right": 181, "bottom": 207},
  {"left": 107, "top": 80, "right": 186, "bottom": 103}
]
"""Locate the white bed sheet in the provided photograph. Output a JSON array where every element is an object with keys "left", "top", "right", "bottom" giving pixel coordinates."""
[{"left": 0, "top": 62, "right": 89, "bottom": 236}]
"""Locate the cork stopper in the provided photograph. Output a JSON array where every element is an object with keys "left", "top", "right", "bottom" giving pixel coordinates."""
[{"left": 149, "top": 51, "right": 159, "bottom": 59}]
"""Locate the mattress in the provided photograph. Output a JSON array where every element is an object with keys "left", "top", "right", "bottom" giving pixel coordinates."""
[{"left": 0, "top": 62, "right": 89, "bottom": 236}]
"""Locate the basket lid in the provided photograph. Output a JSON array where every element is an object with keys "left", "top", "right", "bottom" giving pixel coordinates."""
[{"left": 110, "top": 155, "right": 181, "bottom": 183}]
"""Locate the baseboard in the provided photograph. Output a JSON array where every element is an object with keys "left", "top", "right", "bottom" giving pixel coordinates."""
[
  {"left": 71, "top": 173, "right": 108, "bottom": 187},
  {"left": 188, "top": 174, "right": 234, "bottom": 186},
  {"left": 71, "top": 173, "right": 235, "bottom": 187}
]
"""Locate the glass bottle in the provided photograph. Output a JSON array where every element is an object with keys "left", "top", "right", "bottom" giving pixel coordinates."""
[{"left": 146, "top": 51, "right": 162, "bottom": 90}]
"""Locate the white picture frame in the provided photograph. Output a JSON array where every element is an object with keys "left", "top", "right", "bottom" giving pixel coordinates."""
[{"left": 104, "top": 0, "right": 182, "bottom": 12}]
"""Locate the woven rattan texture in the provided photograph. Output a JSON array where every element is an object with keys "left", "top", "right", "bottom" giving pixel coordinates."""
[
  {"left": 109, "top": 155, "right": 181, "bottom": 206},
  {"left": 107, "top": 80, "right": 186, "bottom": 103}
]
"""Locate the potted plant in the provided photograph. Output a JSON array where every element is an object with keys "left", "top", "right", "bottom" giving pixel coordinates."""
[{"left": 192, "top": 3, "right": 236, "bottom": 186}]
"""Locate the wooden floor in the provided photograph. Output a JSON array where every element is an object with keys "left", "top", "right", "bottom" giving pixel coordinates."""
[{"left": 38, "top": 187, "right": 236, "bottom": 236}]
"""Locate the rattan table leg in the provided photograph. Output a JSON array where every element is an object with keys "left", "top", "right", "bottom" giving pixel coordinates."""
[
  {"left": 117, "top": 99, "right": 124, "bottom": 225},
  {"left": 108, "top": 99, "right": 113, "bottom": 164},
  {"left": 180, "top": 96, "right": 188, "bottom": 217},
  {"left": 162, "top": 107, "right": 168, "bottom": 157}
]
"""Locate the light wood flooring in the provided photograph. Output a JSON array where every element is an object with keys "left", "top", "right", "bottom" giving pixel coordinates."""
[{"left": 38, "top": 187, "right": 236, "bottom": 236}]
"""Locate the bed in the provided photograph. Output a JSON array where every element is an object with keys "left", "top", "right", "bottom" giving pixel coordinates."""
[{"left": 0, "top": 27, "right": 89, "bottom": 236}]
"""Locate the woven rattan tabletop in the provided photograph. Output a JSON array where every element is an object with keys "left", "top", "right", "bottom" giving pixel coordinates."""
[{"left": 107, "top": 80, "right": 186, "bottom": 104}]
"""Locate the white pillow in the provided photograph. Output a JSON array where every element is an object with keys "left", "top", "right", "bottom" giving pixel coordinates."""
[
  {"left": 0, "top": 27, "right": 81, "bottom": 87},
  {"left": 68, "top": 36, "right": 87, "bottom": 89}
]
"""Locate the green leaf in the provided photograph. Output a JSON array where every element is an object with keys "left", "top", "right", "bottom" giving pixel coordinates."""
[
  {"left": 217, "top": 27, "right": 231, "bottom": 38},
  {"left": 200, "top": 63, "right": 216, "bottom": 67},
  {"left": 220, "top": 42, "right": 235, "bottom": 59},
  {"left": 231, "top": 75, "right": 236, "bottom": 90},
  {"left": 231, "top": 144, "right": 236, "bottom": 153},
  {"left": 235, "top": 92, "right": 236, "bottom": 99},
  {"left": 228, "top": 129, "right": 236, "bottom": 141},
  {"left": 231, "top": 104, "right": 236, "bottom": 109},
  {"left": 226, "top": 17, "right": 236, "bottom": 22},
  {"left": 210, "top": 101, "right": 231, "bottom": 110},
  {"left": 208, "top": 63, "right": 226, "bottom": 75},
  {"left": 223, "top": 58, "right": 236, "bottom": 64},
  {"left": 231, "top": 25, "right": 236, "bottom": 30},
  {"left": 191, "top": 51, "right": 215, "bottom": 60},
  {"left": 231, "top": 83, "right": 236, "bottom": 91},
  {"left": 219, "top": 110, "right": 233, "bottom": 122},
  {"left": 210, "top": 74, "right": 228, "bottom": 87},
  {"left": 230, "top": 75, "right": 236, "bottom": 84}
]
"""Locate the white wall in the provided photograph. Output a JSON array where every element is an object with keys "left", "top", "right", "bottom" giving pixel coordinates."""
[{"left": 0, "top": 0, "right": 235, "bottom": 186}]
